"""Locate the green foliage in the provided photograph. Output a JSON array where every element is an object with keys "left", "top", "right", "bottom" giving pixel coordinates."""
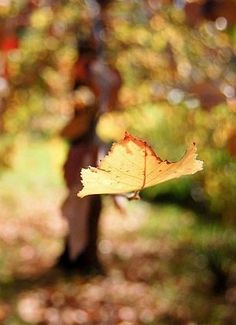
[
  {"left": 96, "top": 2, "right": 236, "bottom": 221},
  {"left": 0, "top": 0, "right": 82, "bottom": 167}
]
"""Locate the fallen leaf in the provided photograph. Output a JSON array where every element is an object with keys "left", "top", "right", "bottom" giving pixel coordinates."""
[{"left": 78, "top": 133, "right": 203, "bottom": 198}]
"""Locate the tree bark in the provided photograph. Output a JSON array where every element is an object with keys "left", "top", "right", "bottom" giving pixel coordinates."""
[{"left": 57, "top": 194, "right": 103, "bottom": 274}]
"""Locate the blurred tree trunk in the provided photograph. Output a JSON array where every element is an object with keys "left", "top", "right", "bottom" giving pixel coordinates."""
[{"left": 57, "top": 0, "right": 121, "bottom": 274}]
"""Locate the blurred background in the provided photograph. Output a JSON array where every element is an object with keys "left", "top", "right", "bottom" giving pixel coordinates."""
[{"left": 0, "top": 0, "right": 236, "bottom": 323}]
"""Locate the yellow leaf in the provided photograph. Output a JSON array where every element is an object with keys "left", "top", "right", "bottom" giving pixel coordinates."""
[{"left": 77, "top": 133, "right": 203, "bottom": 198}]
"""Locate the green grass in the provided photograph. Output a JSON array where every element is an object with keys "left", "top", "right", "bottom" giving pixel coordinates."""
[
  {"left": 0, "top": 135, "right": 66, "bottom": 197},
  {"left": 0, "top": 135, "right": 67, "bottom": 280}
]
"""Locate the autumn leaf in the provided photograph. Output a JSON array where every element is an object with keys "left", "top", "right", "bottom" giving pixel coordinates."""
[{"left": 77, "top": 133, "right": 203, "bottom": 198}]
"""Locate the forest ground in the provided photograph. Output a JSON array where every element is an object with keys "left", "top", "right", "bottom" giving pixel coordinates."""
[{"left": 0, "top": 137, "right": 236, "bottom": 324}]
